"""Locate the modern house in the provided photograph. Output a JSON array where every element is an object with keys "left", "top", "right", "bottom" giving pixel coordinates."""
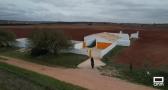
[
  {"left": 68, "top": 32, "right": 131, "bottom": 58},
  {"left": 15, "top": 31, "right": 138, "bottom": 58},
  {"left": 84, "top": 32, "right": 130, "bottom": 48},
  {"left": 81, "top": 32, "right": 131, "bottom": 58}
]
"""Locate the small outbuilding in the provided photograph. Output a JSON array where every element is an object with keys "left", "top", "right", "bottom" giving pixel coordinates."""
[{"left": 130, "top": 31, "right": 139, "bottom": 39}]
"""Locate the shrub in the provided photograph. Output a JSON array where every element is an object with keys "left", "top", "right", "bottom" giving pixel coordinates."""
[
  {"left": 30, "top": 47, "right": 49, "bottom": 57},
  {"left": 28, "top": 29, "right": 72, "bottom": 56},
  {"left": 0, "top": 30, "right": 16, "bottom": 47}
]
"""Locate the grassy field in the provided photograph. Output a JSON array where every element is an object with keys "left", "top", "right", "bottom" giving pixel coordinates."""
[
  {"left": 0, "top": 48, "right": 88, "bottom": 68},
  {"left": 0, "top": 62, "right": 86, "bottom": 90},
  {"left": 99, "top": 46, "right": 168, "bottom": 90}
]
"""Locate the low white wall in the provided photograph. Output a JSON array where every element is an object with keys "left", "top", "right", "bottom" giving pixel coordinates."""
[
  {"left": 100, "top": 41, "right": 118, "bottom": 58},
  {"left": 130, "top": 32, "right": 139, "bottom": 39},
  {"left": 15, "top": 38, "right": 29, "bottom": 48},
  {"left": 117, "top": 40, "right": 130, "bottom": 46},
  {"left": 63, "top": 48, "right": 88, "bottom": 56},
  {"left": 74, "top": 42, "right": 83, "bottom": 49}
]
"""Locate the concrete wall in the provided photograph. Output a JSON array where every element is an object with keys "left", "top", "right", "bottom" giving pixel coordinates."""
[
  {"left": 117, "top": 33, "right": 130, "bottom": 46},
  {"left": 117, "top": 39, "right": 130, "bottom": 46},
  {"left": 130, "top": 31, "right": 139, "bottom": 39},
  {"left": 15, "top": 38, "right": 28, "bottom": 48},
  {"left": 74, "top": 42, "right": 83, "bottom": 49},
  {"left": 63, "top": 48, "right": 88, "bottom": 56},
  {"left": 84, "top": 35, "right": 96, "bottom": 46}
]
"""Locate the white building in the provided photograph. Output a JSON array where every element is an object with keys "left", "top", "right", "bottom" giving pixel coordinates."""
[
  {"left": 130, "top": 31, "right": 139, "bottom": 39},
  {"left": 83, "top": 32, "right": 130, "bottom": 58},
  {"left": 84, "top": 32, "right": 130, "bottom": 49}
]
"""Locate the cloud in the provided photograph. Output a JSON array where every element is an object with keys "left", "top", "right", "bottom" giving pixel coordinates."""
[{"left": 0, "top": 0, "right": 168, "bottom": 23}]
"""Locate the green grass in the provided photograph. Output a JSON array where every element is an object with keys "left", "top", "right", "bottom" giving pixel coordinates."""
[
  {"left": 100, "top": 46, "right": 168, "bottom": 90},
  {"left": 0, "top": 62, "right": 86, "bottom": 90},
  {"left": 102, "top": 46, "right": 127, "bottom": 67},
  {"left": 121, "top": 68, "right": 168, "bottom": 90},
  {"left": 0, "top": 48, "right": 88, "bottom": 68}
]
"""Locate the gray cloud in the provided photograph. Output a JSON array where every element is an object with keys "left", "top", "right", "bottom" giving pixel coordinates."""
[{"left": 0, "top": 0, "right": 168, "bottom": 23}]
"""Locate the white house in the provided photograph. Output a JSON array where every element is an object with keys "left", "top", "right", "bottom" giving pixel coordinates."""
[
  {"left": 83, "top": 32, "right": 131, "bottom": 58},
  {"left": 84, "top": 32, "right": 130, "bottom": 49}
]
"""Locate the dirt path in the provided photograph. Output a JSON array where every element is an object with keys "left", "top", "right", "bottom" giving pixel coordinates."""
[
  {"left": 78, "top": 47, "right": 106, "bottom": 69},
  {"left": 77, "top": 58, "right": 105, "bottom": 68},
  {"left": 0, "top": 56, "right": 157, "bottom": 90}
]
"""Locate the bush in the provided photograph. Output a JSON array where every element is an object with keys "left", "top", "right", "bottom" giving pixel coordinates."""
[
  {"left": 30, "top": 47, "right": 49, "bottom": 57},
  {"left": 28, "top": 29, "right": 72, "bottom": 56},
  {"left": 0, "top": 30, "right": 16, "bottom": 47}
]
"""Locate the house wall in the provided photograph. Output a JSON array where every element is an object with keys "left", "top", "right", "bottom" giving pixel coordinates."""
[
  {"left": 62, "top": 49, "right": 88, "bottom": 56},
  {"left": 117, "top": 33, "right": 130, "bottom": 46},
  {"left": 84, "top": 35, "right": 96, "bottom": 46},
  {"left": 117, "top": 39, "right": 130, "bottom": 46}
]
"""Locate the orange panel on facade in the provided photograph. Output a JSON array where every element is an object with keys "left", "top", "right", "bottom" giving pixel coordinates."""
[{"left": 96, "top": 42, "right": 111, "bottom": 49}]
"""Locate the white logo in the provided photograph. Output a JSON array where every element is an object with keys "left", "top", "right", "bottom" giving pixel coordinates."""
[{"left": 153, "top": 77, "right": 164, "bottom": 87}]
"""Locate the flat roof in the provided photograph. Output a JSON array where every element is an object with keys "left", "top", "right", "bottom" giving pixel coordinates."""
[
  {"left": 95, "top": 32, "right": 120, "bottom": 42},
  {"left": 85, "top": 32, "right": 130, "bottom": 42},
  {"left": 85, "top": 32, "right": 120, "bottom": 42}
]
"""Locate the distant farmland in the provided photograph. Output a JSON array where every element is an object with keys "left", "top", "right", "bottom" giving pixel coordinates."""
[{"left": 0, "top": 23, "right": 168, "bottom": 68}]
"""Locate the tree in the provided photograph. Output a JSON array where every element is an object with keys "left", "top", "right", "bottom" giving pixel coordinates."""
[
  {"left": 0, "top": 30, "right": 16, "bottom": 47},
  {"left": 28, "top": 30, "right": 72, "bottom": 56}
]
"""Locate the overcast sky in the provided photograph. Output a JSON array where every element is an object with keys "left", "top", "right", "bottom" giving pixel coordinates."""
[{"left": 0, "top": 0, "right": 168, "bottom": 23}]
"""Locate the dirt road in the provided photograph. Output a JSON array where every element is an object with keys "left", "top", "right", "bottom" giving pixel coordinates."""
[{"left": 0, "top": 56, "right": 157, "bottom": 90}]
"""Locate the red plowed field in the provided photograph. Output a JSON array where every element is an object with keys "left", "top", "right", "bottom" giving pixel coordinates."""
[
  {"left": 0, "top": 24, "right": 168, "bottom": 68},
  {"left": 117, "top": 30, "right": 168, "bottom": 68}
]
